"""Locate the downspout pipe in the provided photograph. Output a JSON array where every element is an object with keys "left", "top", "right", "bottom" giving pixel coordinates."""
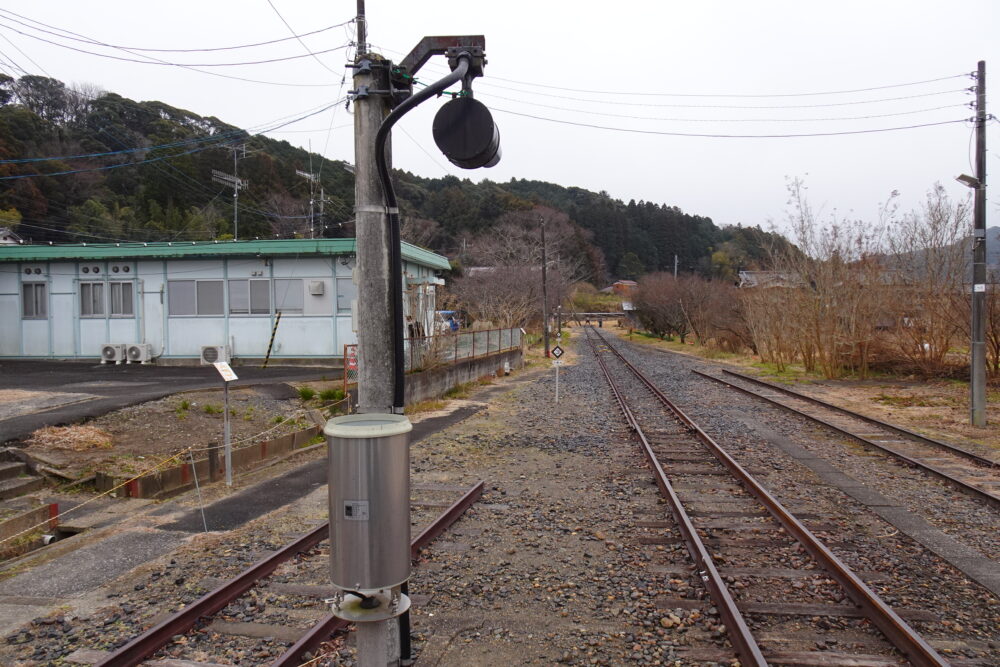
[{"left": 374, "top": 55, "right": 471, "bottom": 411}]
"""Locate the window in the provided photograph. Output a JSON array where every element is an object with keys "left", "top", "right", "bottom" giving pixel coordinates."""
[
  {"left": 274, "top": 279, "right": 303, "bottom": 314},
  {"left": 229, "top": 279, "right": 270, "bottom": 315},
  {"left": 168, "top": 280, "right": 195, "bottom": 315},
  {"left": 22, "top": 282, "right": 46, "bottom": 319},
  {"left": 110, "top": 282, "right": 134, "bottom": 316},
  {"left": 168, "top": 280, "right": 224, "bottom": 316},
  {"left": 80, "top": 282, "right": 104, "bottom": 317},
  {"left": 336, "top": 277, "right": 357, "bottom": 314},
  {"left": 196, "top": 281, "right": 224, "bottom": 315}
]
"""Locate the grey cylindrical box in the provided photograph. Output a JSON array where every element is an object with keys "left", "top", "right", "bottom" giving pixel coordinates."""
[{"left": 325, "top": 414, "right": 412, "bottom": 592}]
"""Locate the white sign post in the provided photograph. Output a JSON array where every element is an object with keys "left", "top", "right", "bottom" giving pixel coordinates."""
[
  {"left": 551, "top": 346, "right": 564, "bottom": 404},
  {"left": 213, "top": 362, "right": 238, "bottom": 486}
]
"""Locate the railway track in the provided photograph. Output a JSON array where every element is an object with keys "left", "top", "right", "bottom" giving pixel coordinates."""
[
  {"left": 586, "top": 327, "right": 949, "bottom": 666},
  {"left": 692, "top": 369, "right": 1000, "bottom": 510},
  {"left": 96, "top": 480, "right": 484, "bottom": 667}
]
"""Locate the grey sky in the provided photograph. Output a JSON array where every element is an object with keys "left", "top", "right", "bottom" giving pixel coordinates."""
[{"left": 1, "top": 1, "right": 997, "bottom": 235}]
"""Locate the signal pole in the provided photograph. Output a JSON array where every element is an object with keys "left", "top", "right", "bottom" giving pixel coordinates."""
[{"left": 970, "top": 60, "right": 988, "bottom": 427}]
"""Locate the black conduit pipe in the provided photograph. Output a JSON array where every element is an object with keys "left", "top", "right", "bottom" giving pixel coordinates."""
[
  {"left": 373, "top": 54, "right": 472, "bottom": 663},
  {"left": 374, "top": 54, "right": 471, "bottom": 412}
]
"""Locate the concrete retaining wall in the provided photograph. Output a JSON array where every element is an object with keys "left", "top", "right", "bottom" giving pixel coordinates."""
[
  {"left": 405, "top": 348, "right": 524, "bottom": 404},
  {"left": 95, "top": 425, "right": 321, "bottom": 499},
  {"left": 0, "top": 503, "right": 57, "bottom": 558}
]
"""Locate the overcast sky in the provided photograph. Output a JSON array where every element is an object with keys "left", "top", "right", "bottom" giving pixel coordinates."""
[{"left": 1, "top": 1, "right": 997, "bottom": 236}]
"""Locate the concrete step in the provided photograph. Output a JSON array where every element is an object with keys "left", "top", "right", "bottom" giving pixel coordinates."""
[
  {"left": 0, "top": 476, "right": 45, "bottom": 501},
  {"left": 0, "top": 461, "right": 26, "bottom": 482}
]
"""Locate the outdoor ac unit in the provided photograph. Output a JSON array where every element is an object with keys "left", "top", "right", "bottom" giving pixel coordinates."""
[
  {"left": 308, "top": 280, "right": 325, "bottom": 295},
  {"left": 126, "top": 343, "right": 153, "bottom": 364},
  {"left": 200, "top": 345, "right": 231, "bottom": 365},
  {"left": 100, "top": 344, "right": 126, "bottom": 364}
]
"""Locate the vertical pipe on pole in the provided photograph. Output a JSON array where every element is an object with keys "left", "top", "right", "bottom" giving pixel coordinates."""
[
  {"left": 971, "top": 60, "right": 987, "bottom": 427},
  {"left": 541, "top": 218, "right": 550, "bottom": 357}
]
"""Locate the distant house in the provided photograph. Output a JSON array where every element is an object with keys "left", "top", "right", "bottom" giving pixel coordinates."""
[
  {"left": 600, "top": 280, "right": 638, "bottom": 295},
  {"left": 737, "top": 271, "right": 803, "bottom": 288},
  {"left": 0, "top": 227, "right": 22, "bottom": 245},
  {"left": 0, "top": 238, "right": 449, "bottom": 361}
]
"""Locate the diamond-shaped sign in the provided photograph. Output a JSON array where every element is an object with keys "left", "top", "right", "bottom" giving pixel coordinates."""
[{"left": 551, "top": 345, "right": 563, "bottom": 358}]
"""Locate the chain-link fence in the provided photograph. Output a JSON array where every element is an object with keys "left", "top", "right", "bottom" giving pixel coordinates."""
[{"left": 343, "top": 344, "right": 359, "bottom": 399}]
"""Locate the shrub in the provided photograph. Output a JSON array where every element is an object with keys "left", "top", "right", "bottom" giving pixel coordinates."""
[
  {"left": 203, "top": 404, "right": 222, "bottom": 414},
  {"left": 298, "top": 387, "right": 316, "bottom": 401},
  {"left": 319, "top": 388, "right": 344, "bottom": 402}
]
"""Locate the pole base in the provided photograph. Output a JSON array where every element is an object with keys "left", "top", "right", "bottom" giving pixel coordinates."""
[{"left": 330, "top": 589, "right": 411, "bottom": 623}]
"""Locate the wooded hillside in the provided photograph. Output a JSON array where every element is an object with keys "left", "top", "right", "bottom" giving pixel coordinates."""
[{"left": 0, "top": 74, "right": 792, "bottom": 283}]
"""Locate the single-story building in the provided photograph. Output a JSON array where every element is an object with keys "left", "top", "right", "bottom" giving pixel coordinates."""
[{"left": 0, "top": 238, "right": 449, "bottom": 362}]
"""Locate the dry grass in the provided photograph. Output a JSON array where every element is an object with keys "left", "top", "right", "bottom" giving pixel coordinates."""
[{"left": 26, "top": 425, "right": 113, "bottom": 451}]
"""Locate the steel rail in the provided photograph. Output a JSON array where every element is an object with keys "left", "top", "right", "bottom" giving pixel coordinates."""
[
  {"left": 592, "top": 329, "right": 947, "bottom": 667},
  {"left": 97, "top": 523, "right": 330, "bottom": 667},
  {"left": 695, "top": 370, "right": 1000, "bottom": 510},
  {"left": 271, "top": 480, "right": 485, "bottom": 666},
  {"left": 586, "top": 331, "right": 768, "bottom": 666},
  {"left": 99, "top": 481, "right": 484, "bottom": 667},
  {"left": 721, "top": 368, "right": 997, "bottom": 468}
]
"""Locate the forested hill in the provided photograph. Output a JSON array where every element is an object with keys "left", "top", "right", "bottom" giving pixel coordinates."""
[{"left": 0, "top": 74, "right": 789, "bottom": 282}]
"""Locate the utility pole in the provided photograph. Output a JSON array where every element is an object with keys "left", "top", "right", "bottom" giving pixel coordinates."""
[
  {"left": 295, "top": 166, "right": 319, "bottom": 239},
  {"left": 540, "top": 217, "right": 550, "bottom": 357},
  {"left": 353, "top": 9, "right": 395, "bottom": 414},
  {"left": 970, "top": 60, "right": 988, "bottom": 427},
  {"left": 210, "top": 145, "right": 248, "bottom": 240}
]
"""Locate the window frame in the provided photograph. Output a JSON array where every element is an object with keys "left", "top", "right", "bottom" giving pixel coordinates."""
[
  {"left": 273, "top": 278, "right": 304, "bottom": 315},
  {"left": 168, "top": 279, "right": 225, "bottom": 317},
  {"left": 21, "top": 282, "right": 47, "bottom": 319},
  {"left": 109, "top": 281, "right": 135, "bottom": 317},
  {"left": 80, "top": 281, "right": 105, "bottom": 318},
  {"left": 228, "top": 278, "right": 271, "bottom": 316}
]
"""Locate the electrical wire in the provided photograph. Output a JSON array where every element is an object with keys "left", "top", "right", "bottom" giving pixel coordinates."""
[
  {"left": 474, "top": 92, "right": 966, "bottom": 123},
  {"left": 0, "top": 9, "right": 352, "bottom": 54},
  {"left": 488, "top": 108, "right": 968, "bottom": 138},
  {"left": 265, "top": 0, "right": 341, "bottom": 76},
  {"left": 0, "top": 30, "right": 49, "bottom": 75},
  {"left": 0, "top": 20, "right": 344, "bottom": 88},
  {"left": 0, "top": 20, "right": 351, "bottom": 68}
]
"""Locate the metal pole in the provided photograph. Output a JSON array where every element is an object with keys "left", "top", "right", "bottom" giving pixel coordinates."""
[
  {"left": 541, "top": 218, "right": 550, "bottom": 357},
  {"left": 355, "top": 0, "right": 367, "bottom": 57},
  {"left": 223, "top": 380, "right": 232, "bottom": 486},
  {"left": 971, "top": 60, "right": 987, "bottom": 427},
  {"left": 555, "top": 363, "right": 560, "bottom": 403},
  {"left": 233, "top": 146, "right": 239, "bottom": 240}
]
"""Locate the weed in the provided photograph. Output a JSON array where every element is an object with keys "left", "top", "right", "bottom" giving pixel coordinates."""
[
  {"left": 319, "top": 388, "right": 344, "bottom": 402},
  {"left": 203, "top": 404, "right": 223, "bottom": 415},
  {"left": 405, "top": 399, "right": 447, "bottom": 415},
  {"left": 243, "top": 407, "right": 255, "bottom": 421},
  {"left": 271, "top": 415, "right": 286, "bottom": 425},
  {"left": 298, "top": 387, "right": 316, "bottom": 401},
  {"left": 179, "top": 399, "right": 190, "bottom": 410}
]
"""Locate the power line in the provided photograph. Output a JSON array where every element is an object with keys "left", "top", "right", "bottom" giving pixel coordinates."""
[
  {"left": 477, "top": 73, "right": 970, "bottom": 99},
  {"left": 0, "top": 30, "right": 50, "bottom": 75},
  {"left": 0, "top": 20, "right": 351, "bottom": 68},
  {"left": 265, "top": 0, "right": 341, "bottom": 76},
  {"left": 0, "top": 20, "right": 344, "bottom": 88},
  {"left": 475, "top": 92, "right": 966, "bottom": 123},
  {"left": 0, "top": 9, "right": 352, "bottom": 54},
  {"left": 488, "top": 109, "right": 969, "bottom": 138}
]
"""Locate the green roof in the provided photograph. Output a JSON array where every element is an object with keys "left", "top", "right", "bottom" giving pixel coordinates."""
[{"left": 0, "top": 238, "right": 451, "bottom": 271}]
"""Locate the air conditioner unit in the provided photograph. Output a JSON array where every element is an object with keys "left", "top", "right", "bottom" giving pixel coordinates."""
[
  {"left": 126, "top": 343, "right": 153, "bottom": 364},
  {"left": 100, "top": 344, "right": 126, "bottom": 364},
  {"left": 200, "top": 345, "right": 231, "bottom": 365}
]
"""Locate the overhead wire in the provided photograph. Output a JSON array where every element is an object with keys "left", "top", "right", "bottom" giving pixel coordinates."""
[
  {"left": 265, "top": 0, "right": 341, "bottom": 76},
  {"left": 0, "top": 9, "right": 352, "bottom": 54}
]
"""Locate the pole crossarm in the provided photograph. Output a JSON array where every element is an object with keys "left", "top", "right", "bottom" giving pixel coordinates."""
[{"left": 397, "top": 35, "right": 485, "bottom": 77}]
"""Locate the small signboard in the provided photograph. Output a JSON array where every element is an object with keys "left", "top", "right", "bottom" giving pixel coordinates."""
[
  {"left": 552, "top": 359, "right": 564, "bottom": 367},
  {"left": 551, "top": 345, "right": 564, "bottom": 358},
  {"left": 213, "top": 361, "right": 238, "bottom": 382},
  {"left": 346, "top": 346, "right": 358, "bottom": 371}
]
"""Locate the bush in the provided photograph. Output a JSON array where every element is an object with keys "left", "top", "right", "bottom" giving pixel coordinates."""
[
  {"left": 298, "top": 387, "right": 316, "bottom": 401},
  {"left": 319, "top": 388, "right": 344, "bottom": 402},
  {"left": 203, "top": 404, "right": 222, "bottom": 414}
]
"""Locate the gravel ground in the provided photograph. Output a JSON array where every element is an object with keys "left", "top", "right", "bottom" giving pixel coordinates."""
[{"left": 0, "top": 329, "right": 997, "bottom": 666}]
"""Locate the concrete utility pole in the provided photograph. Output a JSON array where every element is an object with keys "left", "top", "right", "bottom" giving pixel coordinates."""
[
  {"left": 540, "top": 217, "right": 550, "bottom": 357},
  {"left": 353, "top": 22, "right": 395, "bottom": 414},
  {"left": 970, "top": 60, "right": 988, "bottom": 427}
]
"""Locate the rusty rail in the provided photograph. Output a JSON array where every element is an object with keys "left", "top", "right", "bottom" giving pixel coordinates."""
[
  {"left": 587, "top": 331, "right": 767, "bottom": 666},
  {"left": 97, "top": 523, "right": 329, "bottom": 667},
  {"left": 99, "top": 481, "right": 484, "bottom": 667},
  {"left": 271, "top": 480, "right": 485, "bottom": 666},
  {"left": 695, "top": 370, "right": 1000, "bottom": 510},
  {"left": 590, "top": 328, "right": 947, "bottom": 667}
]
